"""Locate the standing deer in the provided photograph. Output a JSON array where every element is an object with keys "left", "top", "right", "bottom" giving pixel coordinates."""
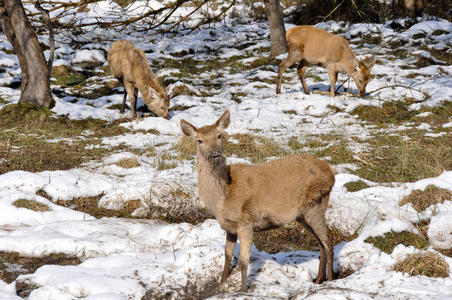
[
  {"left": 180, "top": 111, "right": 335, "bottom": 292},
  {"left": 276, "top": 25, "right": 375, "bottom": 97},
  {"left": 108, "top": 40, "right": 170, "bottom": 119}
]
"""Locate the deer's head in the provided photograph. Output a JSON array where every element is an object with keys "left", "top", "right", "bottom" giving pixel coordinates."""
[
  {"left": 145, "top": 87, "right": 170, "bottom": 119},
  {"left": 351, "top": 58, "right": 375, "bottom": 97},
  {"left": 180, "top": 110, "right": 230, "bottom": 166}
]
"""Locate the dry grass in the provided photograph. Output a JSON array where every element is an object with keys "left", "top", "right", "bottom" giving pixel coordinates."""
[
  {"left": 224, "top": 133, "right": 288, "bottom": 163},
  {"left": 174, "top": 133, "right": 289, "bottom": 163},
  {"left": 399, "top": 185, "right": 452, "bottom": 212},
  {"left": 393, "top": 252, "right": 450, "bottom": 278},
  {"left": 314, "top": 140, "right": 355, "bottom": 165},
  {"left": 115, "top": 157, "right": 140, "bottom": 169},
  {"left": 355, "top": 134, "right": 452, "bottom": 183},
  {"left": 0, "top": 103, "right": 130, "bottom": 174},
  {"left": 351, "top": 102, "right": 415, "bottom": 125},
  {"left": 12, "top": 199, "right": 51, "bottom": 212}
]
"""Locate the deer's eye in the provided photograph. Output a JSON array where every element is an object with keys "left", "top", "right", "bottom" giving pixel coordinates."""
[
  {"left": 217, "top": 134, "right": 222, "bottom": 139},
  {"left": 197, "top": 139, "right": 203, "bottom": 144}
]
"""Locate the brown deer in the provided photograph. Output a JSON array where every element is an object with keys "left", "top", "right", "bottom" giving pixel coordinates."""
[
  {"left": 180, "top": 110, "right": 335, "bottom": 292},
  {"left": 276, "top": 25, "right": 375, "bottom": 97},
  {"left": 107, "top": 40, "right": 170, "bottom": 119}
]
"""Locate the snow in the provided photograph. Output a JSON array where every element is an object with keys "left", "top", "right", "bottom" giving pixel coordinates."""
[
  {"left": 72, "top": 50, "right": 106, "bottom": 64},
  {"left": 0, "top": 2, "right": 451, "bottom": 299}
]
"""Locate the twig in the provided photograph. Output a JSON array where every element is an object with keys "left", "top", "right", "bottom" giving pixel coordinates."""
[
  {"left": 335, "top": 75, "right": 351, "bottom": 93},
  {"left": 321, "top": 0, "right": 345, "bottom": 22},
  {"left": 34, "top": 0, "right": 54, "bottom": 74}
]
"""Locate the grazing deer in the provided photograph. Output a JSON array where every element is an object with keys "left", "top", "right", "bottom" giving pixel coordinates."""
[
  {"left": 180, "top": 111, "right": 335, "bottom": 292},
  {"left": 107, "top": 40, "right": 170, "bottom": 119},
  {"left": 276, "top": 25, "right": 375, "bottom": 97}
]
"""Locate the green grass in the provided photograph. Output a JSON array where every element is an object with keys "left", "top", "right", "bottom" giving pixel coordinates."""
[
  {"left": 365, "top": 231, "right": 429, "bottom": 254},
  {"left": 344, "top": 180, "right": 370, "bottom": 192}
]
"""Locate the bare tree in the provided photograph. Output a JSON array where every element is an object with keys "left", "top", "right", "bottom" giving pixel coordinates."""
[
  {"left": 263, "top": 0, "right": 287, "bottom": 56},
  {"left": 0, "top": 0, "right": 54, "bottom": 108}
]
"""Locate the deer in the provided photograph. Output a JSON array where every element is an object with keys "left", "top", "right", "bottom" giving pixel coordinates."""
[
  {"left": 180, "top": 110, "right": 335, "bottom": 292},
  {"left": 276, "top": 25, "right": 375, "bottom": 97},
  {"left": 107, "top": 40, "right": 170, "bottom": 119}
]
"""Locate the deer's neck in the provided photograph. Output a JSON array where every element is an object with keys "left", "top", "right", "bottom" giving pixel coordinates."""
[{"left": 196, "top": 156, "right": 229, "bottom": 217}]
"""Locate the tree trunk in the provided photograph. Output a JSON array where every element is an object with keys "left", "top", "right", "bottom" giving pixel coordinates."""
[
  {"left": 0, "top": 0, "right": 54, "bottom": 108},
  {"left": 263, "top": 0, "right": 287, "bottom": 56}
]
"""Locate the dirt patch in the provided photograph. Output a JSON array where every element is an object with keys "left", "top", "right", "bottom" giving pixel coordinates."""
[
  {"left": 0, "top": 251, "right": 81, "bottom": 296},
  {"left": 55, "top": 195, "right": 143, "bottom": 219},
  {"left": 393, "top": 251, "right": 449, "bottom": 278},
  {"left": 400, "top": 185, "right": 452, "bottom": 212},
  {"left": 253, "top": 222, "right": 353, "bottom": 254}
]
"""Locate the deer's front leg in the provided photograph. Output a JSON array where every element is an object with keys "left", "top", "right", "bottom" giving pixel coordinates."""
[
  {"left": 237, "top": 224, "right": 253, "bottom": 292},
  {"left": 221, "top": 232, "right": 237, "bottom": 283}
]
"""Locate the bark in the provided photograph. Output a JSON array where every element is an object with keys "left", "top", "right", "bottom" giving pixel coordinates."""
[
  {"left": 0, "top": 0, "right": 54, "bottom": 108},
  {"left": 263, "top": 0, "right": 287, "bottom": 56}
]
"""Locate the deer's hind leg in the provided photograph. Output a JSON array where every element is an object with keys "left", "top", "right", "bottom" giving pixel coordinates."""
[
  {"left": 297, "top": 60, "right": 309, "bottom": 95},
  {"left": 277, "top": 44, "right": 303, "bottom": 94},
  {"left": 298, "top": 202, "right": 333, "bottom": 283}
]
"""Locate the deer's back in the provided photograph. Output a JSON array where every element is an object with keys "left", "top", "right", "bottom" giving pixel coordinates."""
[
  {"left": 107, "top": 40, "right": 154, "bottom": 84},
  {"left": 286, "top": 25, "right": 354, "bottom": 66},
  {"left": 223, "top": 154, "right": 334, "bottom": 228}
]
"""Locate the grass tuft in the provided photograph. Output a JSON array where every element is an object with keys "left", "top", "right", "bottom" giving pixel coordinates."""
[
  {"left": 393, "top": 251, "right": 449, "bottom": 278},
  {"left": 12, "top": 199, "right": 50, "bottom": 212},
  {"left": 365, "top": 231, "right": 429, "bottom": 254},
  {"left": 115, "top": 157, "right": 140, "bottom": 169},
  {"left": 399, "top": 185, "right": 452, "bottom": 212}
]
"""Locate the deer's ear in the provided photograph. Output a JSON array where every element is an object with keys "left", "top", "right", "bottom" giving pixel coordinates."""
[
  {"left": 180, "top": 119, "right": 197, "bottom": 137},
  {"left": 216, "top": 110, "right": 230, "bottom": 131},
  {"left": 353, "top": 60, "right": 361, "bottom": 72}
]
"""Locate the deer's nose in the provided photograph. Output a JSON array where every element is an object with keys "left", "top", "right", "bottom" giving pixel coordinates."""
[{"left": 211, "top": 150, "right": 223, "bottom": 159}]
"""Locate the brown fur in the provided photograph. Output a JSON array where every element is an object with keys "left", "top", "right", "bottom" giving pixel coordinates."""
[
  {"left": 107, "top": 40, "right": 169, "bottom": 119},
  {"left": 180, "top": 110, "right": 335, "bottom": 292},
  {"left": 276, "top": 25, "right": 375, "bottom": 97}
]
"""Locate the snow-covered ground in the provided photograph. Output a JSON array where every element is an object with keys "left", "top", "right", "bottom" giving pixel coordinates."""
[{"left": 0, "top": 1, "right": 451, "bottom": 299}]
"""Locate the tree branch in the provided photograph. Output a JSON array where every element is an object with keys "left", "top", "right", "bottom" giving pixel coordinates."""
[{"left": 34, "top": 0, "right": 54, "bottom": 74}]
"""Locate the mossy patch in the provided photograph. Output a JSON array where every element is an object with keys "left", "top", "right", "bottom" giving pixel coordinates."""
[
  {"left": 393, "top": 251, "right": 449, "bottom": 278},
  {"left": 344, "top": 180, "right": 370, "bottom": 192},
  {"left": 399, "top": 185, "right": 452, "bottom": 212},
  {"left": 365, "top": 231, "right": 429, "bottom": 254},
  {"left": 12, "top": 199, "right": 51, "bottom": 212}
]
